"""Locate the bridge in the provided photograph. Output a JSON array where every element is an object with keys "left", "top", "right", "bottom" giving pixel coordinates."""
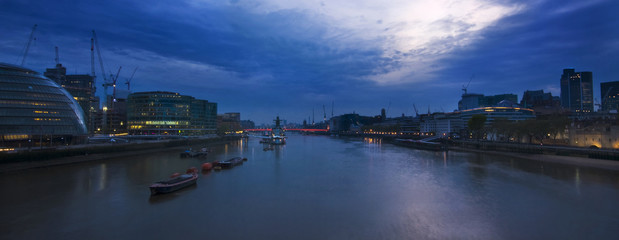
[{"left": 244, "top": 129, "right": 328, "bottom": 133}]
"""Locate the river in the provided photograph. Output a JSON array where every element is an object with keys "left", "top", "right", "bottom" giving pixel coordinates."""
[{"left": 1, "top": 134, "right": 618, "bottom": 239}]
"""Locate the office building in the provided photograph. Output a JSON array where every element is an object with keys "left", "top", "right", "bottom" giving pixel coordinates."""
[
  {"left": 560, "top": 69, "right": 593, "bottom": 113},
  {"left": 520, "top": 89, "right": 562, "bottom": 115},
  {"left": 458, "top": 93, "right": 518, "bottom": 110},
  {"left": 126, "top": 91, "right": 216, "bottom": 135},
  {"left": 44, "top": 64, "right": 97, "bottom": 133},
  {"left": 0, "top": 63, "right": 87, "bottom": 148},
  {"left": 601, "top": 81, "right": 619, "bottom": 112}
]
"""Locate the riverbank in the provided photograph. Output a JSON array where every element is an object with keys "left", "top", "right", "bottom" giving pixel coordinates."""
[
  {"left": 449, "top": 146, "right": 619, "bottom": 171},
  {"left": 0, "top": 136, "right": 239, "bottom": 173},
  {"left": 380, "top": 136, "right": 619, "bottom": 171}
]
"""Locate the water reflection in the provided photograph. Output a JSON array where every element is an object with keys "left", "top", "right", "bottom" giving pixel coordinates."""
[{"left": 1, "top": 135, "right": 618, "bottom": 240}]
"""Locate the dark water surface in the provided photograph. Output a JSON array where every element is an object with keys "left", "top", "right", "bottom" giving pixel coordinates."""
[{"left": 1, "top": 135, "right": 618, "bottom": 239}]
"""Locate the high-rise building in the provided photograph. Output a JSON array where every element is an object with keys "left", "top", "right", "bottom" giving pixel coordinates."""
[
  {"left": 560, "top": 69, "right": 593, "bottom": 113},
  {"left": 44, "top": 64, "right": 97, "bottom": 133},
  {"left": 601, "top": 81, "right": 619, "bottom": 112}
]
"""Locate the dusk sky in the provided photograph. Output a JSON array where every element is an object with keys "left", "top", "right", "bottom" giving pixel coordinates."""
[{"left": 1, "top": 0, "right": 618, "bottom": 124}]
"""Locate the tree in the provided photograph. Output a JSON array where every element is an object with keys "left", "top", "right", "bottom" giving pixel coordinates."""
[{"left": 468, "top": 114, "right": 487, "bottom": 140}]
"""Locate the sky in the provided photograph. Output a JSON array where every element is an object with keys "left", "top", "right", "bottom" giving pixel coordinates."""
[{"left": 1, "top": 0, "right": 618, "bottom": 125}]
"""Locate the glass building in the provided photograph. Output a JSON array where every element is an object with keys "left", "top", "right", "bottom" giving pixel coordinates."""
[
  {"left": 0, "top": 63, "right": 87, "bottom": 148},
  {"left": 126, "top": 91, "right": 217, "bottom": 135},
  {"left": 560, "top": 69, "right": 593, "bottom": 113},
  {"left": 601, "top": 81, "right": 619, "bottom": 112}
]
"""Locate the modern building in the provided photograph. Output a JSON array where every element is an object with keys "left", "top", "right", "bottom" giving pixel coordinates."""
[
  {"left": 44, "top": 63, "right": 97, "bottom": 133},
  {"left": 0, "top": 63, "right": 87, "bottom": 148},
  {"left": 520, "top": 89, "right": 562, "bottom": 115},
  {"left": 458, "top": 93, "right": 518, "bottom": 110},
  {"left": 126, "top": 91, "right": 217, "bottom": 135},
  {"left": 217, "top": 112, "right": 242, "bottom": 132},
  {"left": 419, "top": 107, "right": 535, "bottom": 136},
  {"left": 560, "top": 68, "right": 593, "bottom": 113},
  {"left": 601, "top": 81, "right": 619, "bottom": 112},
  {"left": 328, "top": 113, "right": 380, "bottom": 133}
]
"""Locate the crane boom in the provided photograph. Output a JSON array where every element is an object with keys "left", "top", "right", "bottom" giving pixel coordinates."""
[
  {"left": 54, "top": 46, "right": 59, "bottom": 65},
  {"left": 126, "top": 67, "right": 138, "bottom": 90},
  {"left": 20, "top": 24, "right": 38, "bottom": 66},
  {"left": 92, "top": 30, "right": 107, "bottom": 82}
]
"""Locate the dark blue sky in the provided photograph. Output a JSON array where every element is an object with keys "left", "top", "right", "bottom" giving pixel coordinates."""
[{"left": 1, "top": 0, "right": 618, "bottom": 124}]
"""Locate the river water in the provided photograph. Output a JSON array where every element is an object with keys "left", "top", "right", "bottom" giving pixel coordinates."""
[{"left": 1, "top": 135, "right": 618, "bottom": 239}]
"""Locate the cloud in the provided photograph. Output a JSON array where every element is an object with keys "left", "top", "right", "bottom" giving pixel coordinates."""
[
  {"left": 198, "top": 0, "right": 524, "bottom": 85},
  {"left": 1, "top": 0, "right": 618, "bottom": 124}
]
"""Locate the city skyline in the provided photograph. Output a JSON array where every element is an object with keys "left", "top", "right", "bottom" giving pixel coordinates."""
[{"left": 1, "top": 0, "right": 618, "bottom": 124}]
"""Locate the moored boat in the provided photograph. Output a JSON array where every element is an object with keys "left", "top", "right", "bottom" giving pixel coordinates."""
[
  {"left": 270, "top": 116, "right": 286, "bottom": 145},
  {"left": 149, "top": 172, "right": 198, "bottom": 195},
  {"left": 218, "top": 157, "right": 244, "bottom": 169},
  {"left": 180, "top": 148, "right": 209, "bottom": 158}
]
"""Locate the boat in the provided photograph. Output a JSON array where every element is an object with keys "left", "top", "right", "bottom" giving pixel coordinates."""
[
  {"left": 179, "top": 148, "right": 209, "bottom": 158},
  {"left": 218, "top": 157, "right": 244, "bottom": 169},
  {"left": 270, "top": 116, "right": 286, "bottom": 145},
  {"left": 149, "top": 172, "right": 198, "bottom": 195}
]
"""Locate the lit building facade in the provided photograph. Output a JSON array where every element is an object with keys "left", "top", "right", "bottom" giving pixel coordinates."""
[
  {"left": 601, "top": 81, "right": 619, "bottom": 112},
  {"left": 44, "top": 64, "right": 97, "bottom": 133},
  {"left": 420, "top": 107, "right": 535, "bottom": 135},
  {"left": 126, "top": 91, "right": 216, "bottom": 135},
  {"left": 0, "top": 63, "right": 87, "bottom": 148},
  {"left": 560, "top": 68, "right": 593, "bottom": 113}
]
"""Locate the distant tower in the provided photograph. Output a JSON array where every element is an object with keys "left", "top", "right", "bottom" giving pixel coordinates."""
[
  {"left": 381, "top": 108, "right": 386, "bottom": 120},
  {"left": 560, "top": 68, "right": 593, "bottom": 113}
]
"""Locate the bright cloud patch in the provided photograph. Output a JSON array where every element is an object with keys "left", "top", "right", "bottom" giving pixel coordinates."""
[{"left": 200, "top": 0, "right": 523, "bottom": 85}]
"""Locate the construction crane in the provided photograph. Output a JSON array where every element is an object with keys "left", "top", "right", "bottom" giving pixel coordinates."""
[
  {"left": 109, "top": 66, "right": 122, "bottom": 106},
  {"left": 90, "top": 38, "right": 95, "bottom": 78},
  {"left": 462, "top": 74, "right": 474, "bottom": 95},
  {"left": 92, "top": 30, "right": 107, "bottom": 83},
  {"left": 413, "top": 104, "right": 419, "bottom": 117},
  {"left": 125, "top": 67, "right": 138, "bottom": 91},
  {"left": 20, "top": 24, "right": 37, "bottom": 66}
]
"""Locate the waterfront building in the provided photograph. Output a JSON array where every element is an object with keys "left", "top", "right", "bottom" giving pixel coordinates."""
[
  {"left": 419, "top": 111, "right": 463, "bottom": 136},
  {"left": 218, "top": 112, "right": 242, "bottom": 132},
  {"left": 0, "top": 63, "right": 87, "bottom": 148},
  {"left": 458, "top": 93, "right": 518, "bottom": 110},
  {"left": 569, "top": 123, "right": 619, "bottom": 149},
  {"left": 601, "top": 81, "right": 619, "bottom": 112},
  {"left": 44, "top": 64, "right": 97, "bottom": 133},
  {"left": 560, "top": 68, "right": 593, "bottom": 113},
  {"left": 329, "top": 113, "right": 380, "bottom": 133},
  {"left": 419, "top": 107, "right": 535, "bottom": 136},
  {"left": 126, "top": 91, "right": 217, "bottom": 135}
]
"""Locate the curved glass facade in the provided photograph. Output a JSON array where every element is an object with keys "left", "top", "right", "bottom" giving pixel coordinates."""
[{"left": 0, "top": 63, "right": 87, "bottom": 148}]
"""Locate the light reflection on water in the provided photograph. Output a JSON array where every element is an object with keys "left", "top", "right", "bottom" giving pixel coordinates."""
[{"left": 1, "top": 134, "right": 618, "bottom": 239}]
